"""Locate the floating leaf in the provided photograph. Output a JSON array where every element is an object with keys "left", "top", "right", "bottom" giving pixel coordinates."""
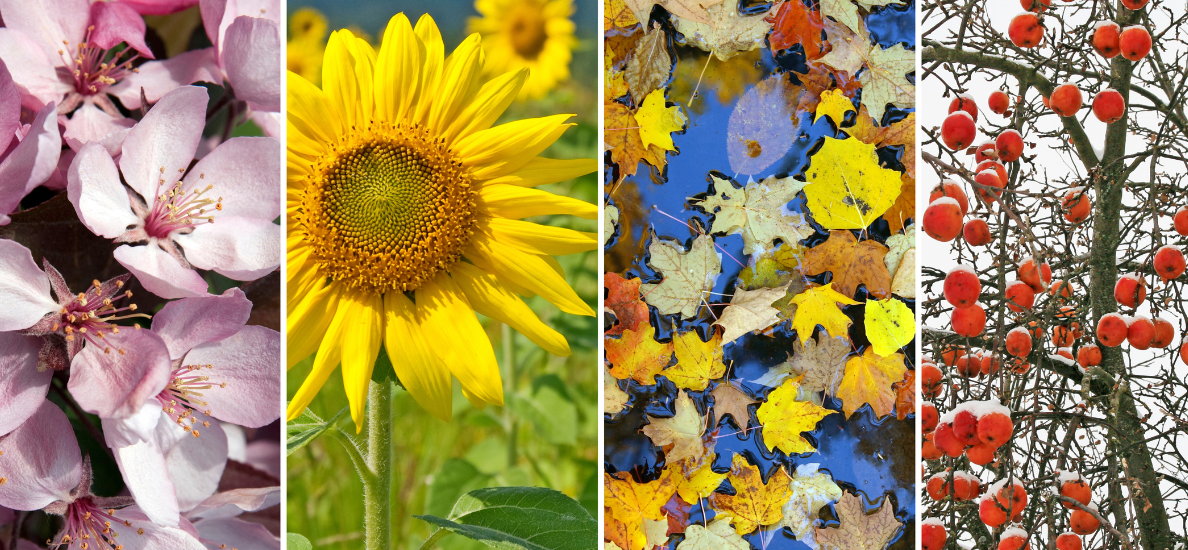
[
  {"left": 817, "top": 19, "right": 914, "bottom": 121},
  {"left": 677, "top": 460, "right": 728, "bottom": 504},
  {"left": 640, "top": 233, "right": 721, "bottom": 318},
  {"left": 789, "top": 282, "right": 859, "bottom": 343},
  {"left": 883, "top": 232, "right": 914, "bottom": 276},
  {"left": 604, "top": 204, "right": 620, "bottom": 247},
  {"left": 820, "top": 0, "right": 862, "bottom": 34},
  {"left": 636, "top": 89, "right": 686, "bottom": 151},
  {"left": 624, "top": 0, "right": 721, "bottom": 26},
  {"left": 643, "top": 518, "right": 669, "bottom": 550},
  {"left": 606, "top": 0, "right": 641, "bottom": 30},
  {"left": 864, "top": 298, "right": 914, "bottom": 357},
  {"left": 778, "top": 464, "right": 844, "bottom": 542},
  {"left": 605, "top": 102, "right": 665, "bottom": 182},
  {"left": 711, "top": 382, "right": 756, "bottom": 429},
  {"left": 726, "top": 75, "right": 798, "bottom": 176},
  {"left": 605, "top": 508, "right": 645, "bottom": 550},
  {"left": 675, "top": 516, "right": 750, "bottom": 550},
  {"left": 768, "top": 0, "right": 826, "bottom": 59},
  {"left": 713, "top": 283, "right": 789, "bottom": 344},
  {"left": 836, "top": 347, "right": 907, "bottom": 419},
  {"left": 605, "top": 272, "right": 649, "bottom": 336},
  {"left": 690, "top": 175, "right": 812, "bottom": 255},
  {"left": 803, "top": 136, "right": 901, "bottom": 230},
  {"left": 890, "top": 243, "right": 914, "bottom": 298},
  {"left": 625, "top": 24, "right": 672, "bottom": 104},
  {"left": 605, "top": 368, "right": 630, "bottom": 415},
  {"left": 671, "top": 1, "right": 778, "bottom": 61},
  {"left": 711, "top": 454, "right": 793, "bottom": 535},
  {"left": 606, "top": 320, "right": 673, "bottom": 385},
  {"left": 642, "top": 390, "right": 707, "bottom": 463},
  {"left": 605, "top": 466, "right": 683, "bottom": 524},
  {"left": 814, "top": 492, "right": 903, "bottom": 550},
  {"left": 801, "top": 230, "right": 892, "bottom": 299},
  {"left": 755, "top": 335, "right": 852, "bottom": 395},
  {"left": 893, "top": 368, "right": 914, "bottom": 421},
  {"left": 665, "top": 330, "right": 727, "bottom": 391},
  {"left": 814, "top": 89, "right": 855, "bottom": 126},
  {"left": 756, "top": 377, "right": 837, "bottom": 454}
]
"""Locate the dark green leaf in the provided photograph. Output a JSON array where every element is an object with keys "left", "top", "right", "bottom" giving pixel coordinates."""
[
  {"left": 415, "top": 487, "right": 595, "bottom": 550},
  {"left": 426, "top": 459, "right": 490, "bottom": 517},
  {"left": 286, "top": 405, "right": 346, "bottom": 456}
]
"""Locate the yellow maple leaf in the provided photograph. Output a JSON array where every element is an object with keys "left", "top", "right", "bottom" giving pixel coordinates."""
[
  {"left": 605, "top": 507, "right": 645, "bottom": 550},
  {"left": 814, "top": 89, "right": 855, "bottom": 126},
  {"left": 864, "top": 298, "right": 914, "bottom": 357},
  {"left": 756, "top": 377, "right": 837, "bottom": 454},
  {"left": 606, "top": 321, "right": 674, "bottom": 385},
  {"left": 711, "top": 454, "right": 792, "bottom": 535},
  {"left": 677, "top": 458, "right": 728, "bottom": 504},
  {"left": 605, "top": 464, "right": 683, "bottom": 524},
  {"left": 836, "top": 347, "right": 907, "bottom": 419},
  {"left": 789, "top": 282, "right": 859, "bottom": 344},
  {"left": 635, "top": 89, "right": 686, "bottom": 151},
  {"left": 803, "top": 136, "right": 902, "bottom": 230},
  {"left": 664, "top": 330, "right": 727, "bottom": 391},
  {"left": 675, "top": 516, "right": 750, "bottom": 550},
  {"left": 641, "top": 390, "right": 707, "bottom": 463}
]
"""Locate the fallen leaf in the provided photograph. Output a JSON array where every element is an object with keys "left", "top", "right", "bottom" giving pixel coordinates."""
[
  {"left": 836, "top": 347, "right": 907, "bottom": 419},
  {"left": 677, "top": 459, "right": 728, "bottom": 504},
  {"left": 754, "top": 335, "right": 851, "bottom": 395},
  {"left": 675, "top": 515, "right": 750, "bottom": 550},
  {"left": 607, "top": 0, "right": 642, "bottom": 30},
  {"left": 853, "top": 0, "right": 906, "bottom": 9},
  {"left": 711, "top": 382, "right": 756, "bottom": 429},
  {"left": 672, "top": 0, "right": 778, "bottom": 61},
  {"left": 714, "top": 283, "right": 790, "bottom": 344},
  {"left": 893, "top": 368, "right": 914, "bottom": 421},
  {"left": 770, "top": 278, "right": 804, "bottom": 322},
  {"left": 605, "top": 507, "right": 645, "bottom": 550},
  {"left": 643, "top": 517, "right": 669, "bottom": 549},
  {"left": 882, "top": 175, "right": 915, "bottom": 234},
  {"left": 624, "top": 0, "right": 724, "bottom": 26},
  {"left": 880, "top": 114, "right": 916, "bottom": 178},
  {"left": 642, "top": 390, "right": 707, "bottom": 463},
  {"left": 641, "top": 233, "right": 722, "bottom": 318},
  {"left": 789, "top": 282, "right": 859, "bottom": 343},
  {"left": 883, "top": 232, "right": 914, "bottom": 276},
  {"left": 767, "top": 0, "right": 825, "bottom": 59},
  {"left": 725, "top": 75, "right": 799, "bottom": 176},
  {"left": 636, "top": 89, "right": 686, "bottom": 151},
  {"left": 605, "top": 272, "right": 650, "bottom": 336},
  {"left": 803, "top": 136, "right": 902, "bottom": 230},
  {"left": 625, "top": 24, "right": 672, "bottom": 104},
  {"left": 820, "top": 0, "right": 862, "bottom": 34},
  {"left": 801, "top": 230, "right": 892, "bottom": 299},
  {"left": 890, "top": 245, "right": 914, "bottom": 298},
  {"left": 606, "top": 540, "right": 628, "bottom": 550},
  {"left": 605, "top": 368, "right": 631, "bottom": 415},
  {"left": 689, "top": 175, "right": 812, "bottom": 255},
  {"left": 814, "top": 89, "right": 855, "bottom": 126},
  {"left": 606, "top": 465, "right": 683, "bottom": 524},
  {"left": 778, "top": 464, "right": 844, "bottom": 542},
  {"left": 864, "top": 298, "right": 914, "bottom": 357},
  {"left": 669, "top": 49, "right": 762, "bottom": 112},
  {"left": 817, "top": 19, "right": 913, "bottom": 121},
  {"left": 814, "top": 492, "right": 903, "bottom": 550},
  {"left": 756, "top": 377, "right": 837, "bottom": 454},
  {"left": 606, "top": 320, "right": 674, "bottom": 385},
  {"left": 605, "top": 102, "right": 666, "bottom": 182},
  {"left": 665, "top": 330, "right": 727, "bottom": 391},
  {"left": 604, "top": 204, "right": 621, "bottom": 247},
  {"left": 711, "top": 454, "right": 793, "bottom": 535},
  {"left": 606, "top": 47, "right": 630, "bottom": 101}
]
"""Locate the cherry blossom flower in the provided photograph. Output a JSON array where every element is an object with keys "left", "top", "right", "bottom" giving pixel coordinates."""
[
  {"left": 0, "top": 401, "right": 209, "bottom": 548},
  {"left": 114, "top": 0, "right": 281, "bottom": 135},
  {"left": 0, "top": 59, "right": 62, "bottom": 224},
  {"left": 184, "top": 487, "right": 280, "bottom": 549},
  {"left": 68, "top": 85, "right": 280, "bottom": 299}
]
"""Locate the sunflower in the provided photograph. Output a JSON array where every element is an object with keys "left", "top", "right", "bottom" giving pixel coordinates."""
[
  {"left": 286, "top": 13, "right": 596, "bottom": 430},
  {"left": 287, "top": 8, "right": 328, "bottom": 84},
  {"left": 467, "top": 0, "right": 576, "bottom": 100}
]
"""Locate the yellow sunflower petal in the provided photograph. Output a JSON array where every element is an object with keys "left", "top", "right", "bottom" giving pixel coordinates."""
[
  {"left": 444, "top": 68, "right": 527, "bottom": 144},
  {"left": 287, "top": 288, "right": 352, "bottom": 420},
  {"left": 287, "top": 282, "right": 338, "bottom": 369},
  {"left": 428, "top": 33, "right": 484, "bottom": 134},
  {"left": 415, "top": 272, "right": 504, "bottom": 407},
  {"left": 374, "top": 14, "right": 422, "bottom": 122},
  {"left": 480, "top": 217, "right": 596, "bottom": 256},
  {"left": 383, "top": 291, "right": 453, "bottom": 421},
  {"left": 287, "top": 71, "right": 339, "bottom": 145},
  {"left": 346, "top": 35, "right": 377, "bottom": 129},
  {"left": 455, "top": 114, "right": 572, "bottom": 169},
  {"left": 479, "top": 183, "right": 596, "bottom": 220},
  {"left": 321, "top": 30, "right": 364, "bottom": 130},
  {"left": 465, "top": 238, "right": 594, "bottom": 317},
  {"left": 450, "top": 262, "right": 570, "bottom": 356},
  {"left": 480, "top": 157, "right": 594, "bottom": 187},
  {"left": 413, "top": 14, "right": 445, "bottom": 124},
  {"left": 339, "top": 291, "right": 383, "bottom": 432}
]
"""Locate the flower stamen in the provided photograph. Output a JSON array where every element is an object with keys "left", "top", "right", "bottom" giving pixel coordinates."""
[{"left": 59, "top": 26, "right": 141, "bottom": 96}]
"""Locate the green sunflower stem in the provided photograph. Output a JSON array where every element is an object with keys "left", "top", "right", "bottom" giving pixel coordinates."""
[{"left": 364, "top": 380, "right": 392, "bottom": 550}]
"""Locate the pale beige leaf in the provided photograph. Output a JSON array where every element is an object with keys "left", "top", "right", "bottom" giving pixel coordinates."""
[
  {"left": 643, "top": 518, "right": 669, "bottom": 550},
  {"left": 605, "top": 368, "right": 630, "bottom": 415},
  {"left": 641, "top": 233, "right": 722, "bottom": 318},
  {"left": 625, "top": 24, "right": 672, "bottom": 104},
  {"left": 890, "top": 248, "right": 914, "bottom": 299},
  {"left": 641, "top": 390, "right": 707, "bottom": 463},
  {"left": 675, "top": 516, "right": 750, "bottom": 550},
  {"left": 711, "top": 382, "right": 756, "bottom": 429},
  {"left": 690, "top": 175, "right": 812, "bottom": 255},
  {"left": 883, "top": 232, "right": 914, "bottom": 276},
  {"left": 779, "top": 464, "right": 844, "bottom": 542},
  {"left": 672, "top": 1, "right": 778, "bottom": 61},
  {"left": 755, "top": 335, "right": 852, "bottom": 395},
  {"left": 815, "top": 492, "right": 903, "bottom": 550},
  {"left": 714, "top": 283, "right": 790, "bottom": 344},
  {"left": 820, "top": 0, "right": 862, "bottom": 34}
]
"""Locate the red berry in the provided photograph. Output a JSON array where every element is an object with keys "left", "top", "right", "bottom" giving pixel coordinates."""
[
  {"left": 996, "top": 130, "right": 1024, "bottom": 162},
  {"left": 1114, "top": 274, "right": 1146, "bottom": 308},
  {"left": 1153, "top": 245, "right": 1186, "bottom": 280},
  {"left": 953, "top": 302, "right": 987, "bottom": 337},
  {"left": 1070, "top": 509, "right": 1100, "bottom": 535},
  {"left": 1119, "top": 26, "right": 1152, "bottom": 61},
  {"left": 1006, "top": 328, "right": 1032, "bottom": 357},
  {"left": 922, "top": 401, "right": 939, "bottom": 432},
  {"left": 1060, "top": 478, "right": 1092, "bottom": 509},
  {"left": 1008, "top": 13, "right": 1045, "bottom": 48},
  {"left": 929, "top": 181, "right": 969, "bottom": 216},
  {"left": 977, "top": 411, "right": 1014, "bottom": 448},
  {"left": 1128, "top": 316, "right": 1155, "bottom": 350},
  {"left": 1005, "top": 280, "right": 1036, "bottom": 312},
  {"left": 988, "top": 91, "right": 1010, "bottom": 115},
  {"left": 964, "top": 218, "right": 992, "bottom": 246},
  {"left": 924, "top": 198, "right": 964, "bottom": 242},
  {"left": 1050, "top": 83, "right": 1083, "bottom": 117},
  {"left": 1056, "top": 533, "right": 1083, "bottom": 550},
  {"left": 1152, "top": 317, "right": 1175, "bottom": 348},
  {"left": 944, "top": 266, "right": 981, "bottom": 309},
  {"left": 949, "top": 96, "right": 979, "bottom": 123},
  {"left": 1077, "top": 344, "right": 1102, "bottom": 367},
  {"left": 942, "top": 111, "right": 977, "bottom": 150},
  {"left": 1062, "top": 188, "right": 1091, "bottom": 224},
  {"left": 1092, "top": 89, "right": 1125, "bottom": 123},
  {"left": 1175, "top": 206, "right": 1188, "bottom": 236},
  {"left": 922, "top": 521, "right": 947, "bottom": 550},
  {"left": 1096, "top": 313, "right": 1129, "bottom": 347},
  {"left": 1092, "top": 23, "right": 1121, "bottom": 58}
]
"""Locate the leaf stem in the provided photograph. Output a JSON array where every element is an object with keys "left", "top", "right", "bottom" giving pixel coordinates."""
[{"left": 417, "top": 528, "right": 450, "bottom": 550}]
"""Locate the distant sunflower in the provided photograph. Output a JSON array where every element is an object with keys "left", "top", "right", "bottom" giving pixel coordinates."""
[
  {"left": 467, "top": 0, "right": 575, "bottom": 99},
  {"left": 286, "top": 13, "right": 596, "bottom": 430},
  {"left": 287, "top": 7, "right": 328, "bottom": 84}
]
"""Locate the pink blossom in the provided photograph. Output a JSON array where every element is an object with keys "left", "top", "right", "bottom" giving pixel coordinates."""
[
  {"left": 114, "top": 0, "right": 280, "bottom": 134},
  {"left": 0, "top": 58, "right": 62, "bottom": 224},
  {"left": 185, "top": 487, "right": 280, "bottom": 549},
  {"left": 68, "top": 85, "right": 280, "bottom": 299}
]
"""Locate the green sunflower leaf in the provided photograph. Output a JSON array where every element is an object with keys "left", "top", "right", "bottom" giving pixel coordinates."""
[
  {"left": 285, "top": 405, "right": 347, "bottom": 456},
  {"left": 415, "top": 487, "right": 596, "bottom": 550}
]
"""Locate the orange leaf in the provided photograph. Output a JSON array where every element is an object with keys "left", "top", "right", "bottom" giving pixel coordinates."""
[
  {"left": 882, "top": 174, "right": 915, "bottom": 234},
  {"left": 606, "top": 320, "right": 673, "bottom": 385},
  {"left": 893, "top": 368, "right": 915, "bottom": 421},
  {"left": 605, "top": 272, "right": 650, "bottom": 336},
  {"left": 605, "top": 102, "right": 666, "bottom": 183},
  {"left": 801, "top": 230, "right": 892, "bottom": 299},
  {"left": 836, "top": 347, "right": 907, "bottom": 419},
  {"left": 605, "top": 507, "right": 645, "bottom": 550},
  {"left": 767, "top": 0, "right": 825, "bottom": 60},
  {"left": 605, "top": 465, "right": 683, "bottom": 525},
  {"left": 711, "top": 454, "right": 793, "bottom": 535}
]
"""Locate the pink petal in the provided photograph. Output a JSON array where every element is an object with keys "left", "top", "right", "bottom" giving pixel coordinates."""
[
  {"left": 181, "top": 136, "right": 279, "bottom": 220},
  {"left": 161, "top": 414, "right": 227, "bottom": 512},
  {"left": 110, "top": 48, "right": 221, "bottom": 110},
  {"left": 0, "top": 59, "right": 24, "bottom": 155},
  {"left": 112, "top": 515, "right": 207, "bottom": 550},
  {"left": 68, "top": 141, "right": 140, "bottom": 239},
  {"left": 113, "top": 244, "right": 209, "bottom": 299},
  {"left": 151, "top": 287, "right": 251, "bottom": 360},
  {"left": 0, "top": 0, "right": 89, "bottom": 67},
  {"left": 112, "top": 433, "right": 180, "bottom": 527},
  {"left": 0, "top": 401, "right": 81, "bottom": 511},
  {"left": 117, "top": 0, "right": 199, "bottom": 16},
  {"left": 0, "top": 332, "right": 49, "bottom": 437},
  {"left": 247, "top": 110, "right": 279, "bottom": 137},
  {"left": 89, "top": 1, "right": 154, "bottom": 58},
  {"left": 244, "top": 440, "right": 279, "bottom": 478},
  {"left": 0, "top": 29, "right": 73, "bottom": 110},
  {"left": 198, "top": 0, "right": 227, "bottom": 47},
  {"left": 0, "top": 102, "right": 62, "bottom": 219},
  {"left": 61, "top": 102, "right": 135, "bottom": 155},
  {"left": 118, "top": 85, "right": 207, "bottom": 205},
  {"left": 68, "top": 328, "right": 172, "bottom": 419},
  {"left": 182, "top": 325, "right": 279, "bottom": 428},
  {"left": 100, "top": 402, "right": 164, "bottom": 448},
  {"left": 39, "top": 146, "right": 75, "bottom": 192},
  {"left": 0, "top": 239, "right": 56, "bottom": 331},
  {"left": 173, "top": 217, "right": 279, "bottom": 281},
  {"left": 194, "top": 517, "right": 277, "bottom": 550},
  {"left": 187, "top": 487, "right": 278, "bottom": 520},
  {"left": 220, "top": 16, "right": 279, "bottom": 112}
]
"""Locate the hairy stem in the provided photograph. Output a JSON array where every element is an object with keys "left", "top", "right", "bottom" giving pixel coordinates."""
[{"left": 364, "top": 381, "right": 392, "bottom": 550}]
